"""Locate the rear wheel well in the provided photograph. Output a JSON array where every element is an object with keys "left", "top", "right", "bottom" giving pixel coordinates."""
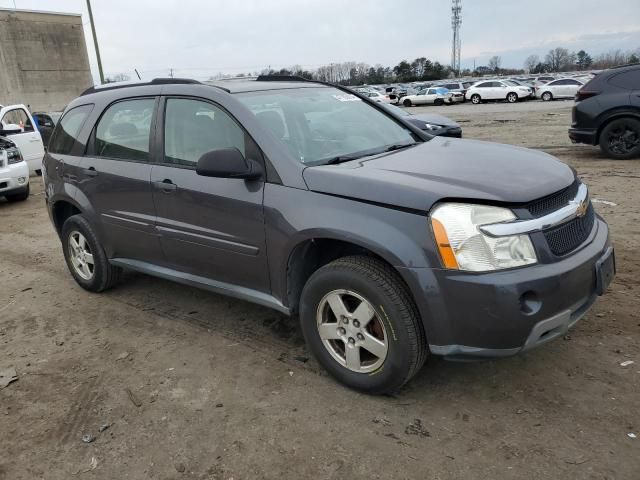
[
  {"left": 286, "top": 239, "right": 407, "bottom": 315},
  {"left": 52, "top": 201, "right": 81, "bottom": 236},
  {"left": 596, "top": 111, "right": 640, "bottom": 143}
]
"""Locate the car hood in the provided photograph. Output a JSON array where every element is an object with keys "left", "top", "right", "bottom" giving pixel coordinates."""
[
  {"left": 303, "top": 137, "right": 575, "bottom": 212},
  {"left": 0, "top": 135, "right": 16, "bottom": 149},
  {"left": 410, "top": 113, "right": 459, "bottom": 128}
]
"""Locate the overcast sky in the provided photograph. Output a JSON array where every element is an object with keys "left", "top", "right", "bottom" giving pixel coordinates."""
[{"left": 2, "top": 0, "right": 639, "bottom": 82}]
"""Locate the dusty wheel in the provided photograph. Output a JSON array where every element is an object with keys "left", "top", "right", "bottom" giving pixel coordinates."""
[
  {"left": 61, "top": 214, "right": 122, "bottom": 292},
  {"left": 599, "top": 117, "right": 640, "bottom": 160},
  {"left": 299, "top": 256, "right": 427, "bottom": 394},
  {"left": 541, "top": 91, "right": 553, "bottom": 102},
  {"left": 506, "top": 92, "right": 518, "bottom": 103},
  {"left": 403, "top": 99, "right": 412, "bottom": 107},
  {"left": 5, "top": 183, "right": 29, "bottom": 202},
  {"left": 471, "top": 94, "right": 481, "bottom": 104}
]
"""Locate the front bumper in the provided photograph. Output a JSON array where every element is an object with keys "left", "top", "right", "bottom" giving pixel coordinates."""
[
  {"left": 399, "top": 216, "right": 612, "bottom": 360},
  {"left": 568, "top": 127, "right": 598, "bottom": 146},
  {"left": 0, "top": 161, "right": 30, "bottom": 195}
]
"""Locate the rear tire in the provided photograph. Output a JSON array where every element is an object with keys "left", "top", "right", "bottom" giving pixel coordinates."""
[
  {"left": 403, "top": 99, "right": 412, "bottom": 107},
  {"left": 599, "top": 117, "right": 640, "bottom": 160},
  {"left": 61, "top": 214, "right": 122, "bottom": 292},
  {"left": 541, "top": 91, "right": 553, "bottom": 102},
  {"left": 5, "top": 183, "right": 29, "bottom": 202},
  {"left": 299, "top": 256, "right": 427, "bottom": 394},
  {"left": 471, "top": 94, "right": 481, "bottom": 104}
]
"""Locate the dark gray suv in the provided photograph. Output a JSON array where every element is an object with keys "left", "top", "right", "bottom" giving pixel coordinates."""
[{"left": 43, "top": 77, "right": 615, "bottom": 394}]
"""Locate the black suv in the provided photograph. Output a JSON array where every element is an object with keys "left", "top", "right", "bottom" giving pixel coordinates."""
[
  {"left": 569, "top": 64, "right": 640, "bottom": 159},
  {"left": 43, "top": 77, "right": 615, "bottom": 394}
]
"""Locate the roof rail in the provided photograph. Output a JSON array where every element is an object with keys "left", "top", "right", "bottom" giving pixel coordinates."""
[
  {"left": 256, "top": 75, "right": 312, "bottom": 82},
  {"left": 80, "top": 77, "right": 201, "bottom": 96}
]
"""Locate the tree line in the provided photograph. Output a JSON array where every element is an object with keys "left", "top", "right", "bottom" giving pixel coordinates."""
[{"left": 106, "top": 46, "right": 639, "bottom": 85}]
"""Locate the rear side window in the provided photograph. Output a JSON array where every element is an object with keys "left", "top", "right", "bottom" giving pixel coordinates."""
[
  {"left": 49, "top": 104, "right": 93, "bottom": 154},
  {"left": 93, "top": 98, "right": 155, "bottom": 161},
  {"left": 608, "top": 69, "right": 640, "bottom": 90},
  {"left": 163, "top": 98, "right": 245, "bottom": 168}
]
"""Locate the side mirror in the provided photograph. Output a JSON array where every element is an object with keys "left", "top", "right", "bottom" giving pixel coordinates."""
[
  {"left": 196, "top": 148, "right": 262, "bottom": 180},
  {"left": 0, "top": 123, "right": 22, "bottom": 135}
]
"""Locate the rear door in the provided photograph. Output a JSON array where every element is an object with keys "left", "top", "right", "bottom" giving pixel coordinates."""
[
  {"left": 77, "top": 97, "right": 164, "bottom": 264},
  {"left": 150, "top": 96, "right": 270, "bottom": 292},
  {"left": 0, "top": 105, "right": 45, "bottom": 174}
]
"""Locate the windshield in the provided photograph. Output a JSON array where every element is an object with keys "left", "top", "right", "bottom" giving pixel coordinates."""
[{"left": 236, "top": 87, "right": 418, "bottom": 165}]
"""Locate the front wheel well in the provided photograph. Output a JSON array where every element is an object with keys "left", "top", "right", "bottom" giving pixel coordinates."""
[
  {"left": 286, "top": 238, "right": 408, "bottom": 316},
  {"left": 52, "top": 201, "right": 81, "bottom": 236}
]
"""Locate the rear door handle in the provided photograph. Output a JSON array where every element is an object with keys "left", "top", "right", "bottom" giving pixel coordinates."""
[
  {"left": 153, "top": 179, "right": 177, "bottom": 192},
  {"left": 83, "top": 167, "right": 98, "bottom": 177}
]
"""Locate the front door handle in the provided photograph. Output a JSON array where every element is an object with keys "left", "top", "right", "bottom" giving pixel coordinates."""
[
  {"left": 153, "top": 179, "right": 177, "bottom": 192},
  {"left": 83, "top": 166, "right": 98, "bottom": 177}
]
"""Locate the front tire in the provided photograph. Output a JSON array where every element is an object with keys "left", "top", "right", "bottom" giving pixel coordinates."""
[
  {"left": 470, "top": 94, "right": 481, "bottom": 104},
  {"left": 299, "top": 256, "right": 427, "bottom": 394},
  {"left": 599, "top": 117, "right": 640, "bottom": 160},
  {"left": 403, "top": 99, "right": 412, "bottom": 107},
  {"left": 507, "top": 92, "right": 518, "bottom": 103},
  {"left": 61, "top": 214, "right": 122, "bottom": 292},
  {"left": 434, "top": 98, "right": 444, "bottom": 106}
]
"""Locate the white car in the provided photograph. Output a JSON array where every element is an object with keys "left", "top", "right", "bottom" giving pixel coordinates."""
[
  {"left": 401, "top": 87, "right": 450, "bottom": 107},
  {"left": 465, "top": 80, "right": 532, "bottom": 104},
  {"left": 536, "top": 78, "right": 584, "bottom": 101},
  {"left": 361, "top": 90, "right": 394, "bottom": 104},
  {"left": 0, "top": 135, "right": 30, "bottom": 201},
  {"left": 0, "top": 104, "right": 45, "bottom": 175}
]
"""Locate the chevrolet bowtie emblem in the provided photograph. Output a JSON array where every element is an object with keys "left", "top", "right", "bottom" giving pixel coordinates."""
[{"left": 575, "top": 200, "right": 588, "bottom": 218}]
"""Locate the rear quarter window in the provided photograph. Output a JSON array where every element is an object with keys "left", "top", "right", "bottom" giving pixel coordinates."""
[
  {"left": 48, "top": 104, "right": 94, "bottom": 154},
  {"left": 608, "top": 69, "right": 640, "bottom": 90}
]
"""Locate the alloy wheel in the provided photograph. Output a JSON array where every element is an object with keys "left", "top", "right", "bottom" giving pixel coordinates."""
[
  {"left": 68, "top": 231, "right": 95, "bottom": 280},
  {"left": 608, "top": 122, "right": 640, "bottom": 155},
  {"left": 316, "top": 289, "right": 388, "bottom": 373}
]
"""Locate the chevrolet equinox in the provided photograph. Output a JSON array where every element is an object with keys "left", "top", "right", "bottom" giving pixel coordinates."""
[{"left": 43, "top": 77, "right": 615, "bottom": 394}]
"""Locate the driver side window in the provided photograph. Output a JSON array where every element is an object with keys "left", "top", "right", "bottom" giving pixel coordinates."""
[
  {"left": 163, "top": 98, "right": 246, "bottom": 168},
  {"left": 1, "top": 108, "right": 34, "bottom": 133}
]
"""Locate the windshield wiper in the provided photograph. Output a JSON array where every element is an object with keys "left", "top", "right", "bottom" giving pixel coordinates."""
[
  {"left": 322, "top": 143, "right": 418, "bottom": 166},
  {"left": 384, "top": 142, "right": 417, "bottom": 152}
]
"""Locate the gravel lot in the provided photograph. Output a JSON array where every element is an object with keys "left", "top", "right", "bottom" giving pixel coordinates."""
[{"left": 1, "top": 100, "right": 638, "bottom": 480}]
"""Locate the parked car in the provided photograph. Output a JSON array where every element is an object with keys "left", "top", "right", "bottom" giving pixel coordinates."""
[
  {"left": 33, "top": 111, "right": 62, "bottom": 147},
  {"left": 0, "top": 104, "right": 45, "bottom": 174},
  {"left": 536, "top": 78, "right": 584, "bottom": 101},
  {"left": 359, "top": 90, "right": 394, "bottom": 104},
  {"left": 380, "top": 103, "right": 462, "bottom": 137},
  {"left": 44, "top": 77, "right": 614, "bottom": 394},
  {"left": 401, "top": 87, "right": 451, "bottom": 106},
  {"left": 507, "top": 79, "right": 536, "bottom": 98},
  {"left": 434, "top": 81, "right": 475, "bottom": 100},
  {"left": 465, "top": 80, "right": 532, "bottom": 104},
  {"left": 569, "top": 64, "right": 640, "bottom": 159},
  {"left": 0, "top": 134, "right": 30, "bottom": 201}
]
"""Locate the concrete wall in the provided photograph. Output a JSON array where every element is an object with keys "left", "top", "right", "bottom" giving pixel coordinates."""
[{"left": 0, "top": 9, "right": 93, "bottom": 112}]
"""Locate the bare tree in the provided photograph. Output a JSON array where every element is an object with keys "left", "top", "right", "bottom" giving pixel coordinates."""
[
  {"left": 488, "top": 56, "right": 501, "bottom": 73},
  {"left": 545, "top": 47, "right": 576, "bottom": 72},
  {"left": 523, "top": 54, "right": 540, "bottom": 73}
]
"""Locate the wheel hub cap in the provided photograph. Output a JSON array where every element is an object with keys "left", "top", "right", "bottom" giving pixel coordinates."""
[
  {"left": 68, "top": 231, "right": 95, "bottom": 281},
  {"left": 316, "top": 289, "right": 388, "bottom": 373}
]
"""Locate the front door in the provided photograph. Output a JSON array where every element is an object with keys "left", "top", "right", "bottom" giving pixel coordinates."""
[
  {"left": 0, "top": 106, "right": 45, "bottom": 174},
  {"left": 151, "top": 97, "right": 270, "bottom": 293},
  {"left": 77, "top": 97, "right": 163, "bottom": 264}
]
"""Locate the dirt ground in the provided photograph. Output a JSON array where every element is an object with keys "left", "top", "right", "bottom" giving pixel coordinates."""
[{"left": 1, "top": 100, "right": 638, "bottom": 480}]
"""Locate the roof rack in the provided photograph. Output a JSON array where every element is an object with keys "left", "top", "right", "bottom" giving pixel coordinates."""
[
  {"left": 80, "top": 78, "right": 201, "bottom": 96},
  {"left": 256, "top": 75, "right": 313, "bottom": 82}
]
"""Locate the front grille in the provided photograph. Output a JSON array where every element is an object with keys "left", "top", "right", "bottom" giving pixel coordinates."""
[
  {"left": 526, "top": 180, "right": 580, "bottom": 217},
  {"left": 543, "top": 203, "right": 595, "bottom": 256}
]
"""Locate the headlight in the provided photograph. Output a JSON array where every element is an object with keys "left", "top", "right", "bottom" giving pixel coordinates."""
[
  {"left": 6, "top": 148, "right": 23, "bottom": 165},
  {"left": 430, "top": 203, "right": 537, "bottom": 271},
  {"left": 423, "top": 123, "right": 443, "bottom": 131}
]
